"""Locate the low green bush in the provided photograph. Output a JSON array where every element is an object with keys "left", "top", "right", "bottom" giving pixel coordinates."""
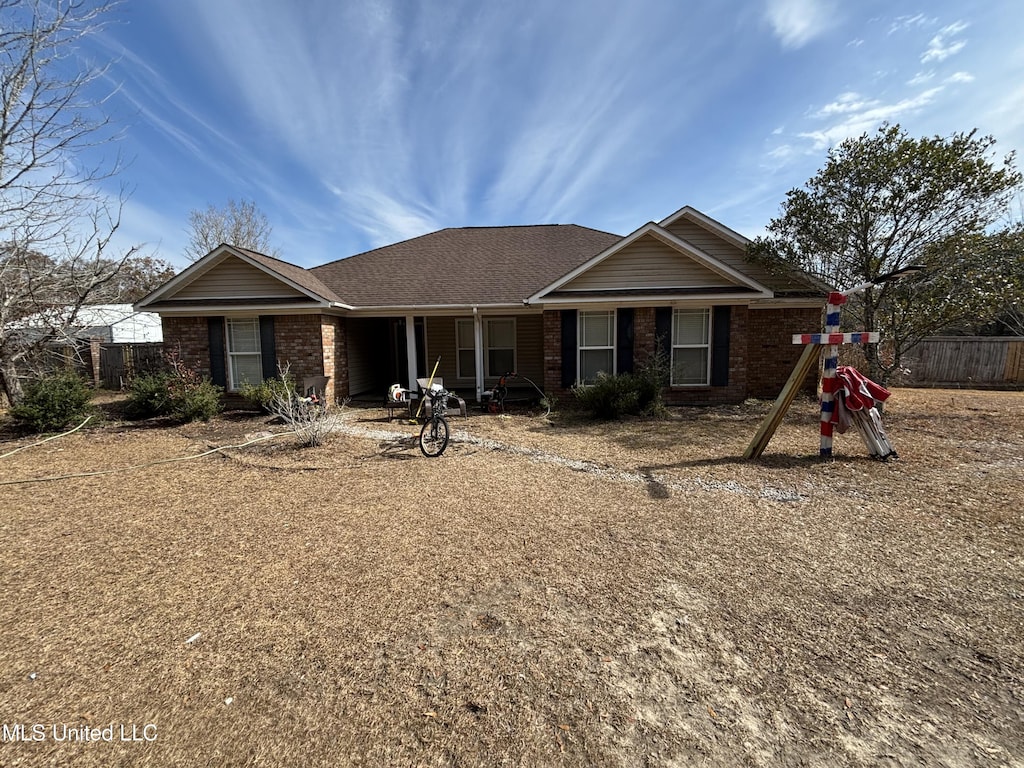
[
  {"left": 572, "top": 347, "right": 670, "bottom": 420},
  {"left": 572, "top": 372, "right": 641, "bottom": 419},
  {"left": 124, "top": 372, "right": 174, "bottom": 419},
  {"left": 10, "top": 371, "right": 93, "bottom": 433},
  {"left": 124, "top": 357, "right": 222, "bottom": 423},
  {"left": 169, "top": 377, "right": 222, "bottom": 423},
  {"left": 239, "top": 373, "right": 296, "bottom": 412}
]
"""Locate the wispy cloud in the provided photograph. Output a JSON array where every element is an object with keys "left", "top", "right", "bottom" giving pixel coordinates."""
[
  {"left": 888, "top": 14, "right": 933, "bottom": 35},
  {"left": 149, "top": 0, "right": 721, "bottom": 249},
  {"left": 922, "top": 21, "right": 969, "bottom": 63},
  {"left": 945, "top": 71, "right": 975, "bottom": 84},
  {"left": 764, "top": 0, "right": 837, "bottom": 49},
  {"left": 907, "top": 71, "right": 935, "bottom": 86},
  {"left": 799, "top": 88, "right": 944, "bottom": 149}
]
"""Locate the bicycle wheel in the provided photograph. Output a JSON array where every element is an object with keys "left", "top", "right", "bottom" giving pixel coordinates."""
[{"left": 419, "top": 416, "right": 450, "bottom": 457}]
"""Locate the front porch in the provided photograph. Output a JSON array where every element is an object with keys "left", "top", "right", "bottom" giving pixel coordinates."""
[{"left": 344, "top": 312, "right": 545, "bottom": 404}]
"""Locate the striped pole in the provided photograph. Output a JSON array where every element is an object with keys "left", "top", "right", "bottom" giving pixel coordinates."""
[{"left": 819, "top": 292, "right": 846, "bottom": 458}]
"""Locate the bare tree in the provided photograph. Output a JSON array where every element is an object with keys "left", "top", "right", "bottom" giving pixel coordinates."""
[
  {"left": 0, "top": 0, "right": 141, "bottom": 405},
  {"left": 184, "top": 198, "right": 279, "bottom": 261}
]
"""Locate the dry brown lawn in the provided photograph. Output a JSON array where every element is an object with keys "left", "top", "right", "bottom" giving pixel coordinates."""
[{"left": 0, "top": 388, "right": 1021, "bottom": 767}]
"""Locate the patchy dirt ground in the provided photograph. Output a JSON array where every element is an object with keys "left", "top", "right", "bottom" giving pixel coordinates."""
[{"left": 0, "top": 389, "right": 1021, "bottom": 767}]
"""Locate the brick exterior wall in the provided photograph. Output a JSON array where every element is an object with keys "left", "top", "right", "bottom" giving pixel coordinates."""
[
  {"left": 162, "top": 316, "right": 213, "bottom": 378},
  {"left": 539, "top": 305, "right": 821, "bottom": 406},
  {"left": 633, "top": 306, "right": 749, "bottom": 406},
  {"left": 272, "top": 315, "right": 324, "bottom": 385},
  {"left": 633, "top": 307, "right": 657, "bottom": 364},
  {"left": 161, "top": 314, "right": 350, "bottom": 399},
  {"left": 542, "top": 310, "right": 564, "bottom": 399},
  {"left": 745, "top": 306, "right": 822, "bottom": 398},
  {"left": 320, "top": 316, "right": 349, "bottom": 401}
]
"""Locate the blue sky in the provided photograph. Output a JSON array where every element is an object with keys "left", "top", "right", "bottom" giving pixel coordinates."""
[{"left": 88, "top": 0, "right": 1024, "bottom": 268}]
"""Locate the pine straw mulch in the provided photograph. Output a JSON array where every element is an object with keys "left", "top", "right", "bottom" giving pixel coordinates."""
[{"left": 0, "top": 388, "right": 1021, "bottom": 767}]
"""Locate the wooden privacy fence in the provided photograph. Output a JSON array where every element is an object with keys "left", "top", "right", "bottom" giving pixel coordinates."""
[
  {"left": 903, "top": 337, "right": 1024, "bottom": 388},
  {"left": 96, "top": 342, "right": 165, "bottom": 389}
]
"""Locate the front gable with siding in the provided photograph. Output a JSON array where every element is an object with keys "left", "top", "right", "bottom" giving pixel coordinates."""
[
  {"left": 138, "top": 207, "right": 826, "bottom": 407},
  {"left": 527, "top": 209, "right": 824, "bottom": 403}
]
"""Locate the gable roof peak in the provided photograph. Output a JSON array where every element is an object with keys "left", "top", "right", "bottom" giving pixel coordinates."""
[{"left": 657, "top": 205, "right": 751, "bottom": 249}]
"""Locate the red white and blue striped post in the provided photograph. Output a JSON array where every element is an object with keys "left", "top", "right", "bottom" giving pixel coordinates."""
[{"left": 819, "top": 292, "right": 845, "bottom": 458}]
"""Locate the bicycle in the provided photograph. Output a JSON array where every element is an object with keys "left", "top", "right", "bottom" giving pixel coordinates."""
[{"left": 419, "top": 384, "right": 452, "bottom": 457}]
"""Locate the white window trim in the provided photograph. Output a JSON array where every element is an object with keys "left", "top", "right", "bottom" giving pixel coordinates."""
[
  {"left": 455, "top": 318, "right": 474, "bottom": 379},
  {"left": 578, "top": 309, "right": 616, "bottom": 385},
  {"left": 484, "top": 317, "right": 517, "bottom": 379},
  {"left": 670, "top": 308, "right": 711, "bottom": 387},
  {"left": 226, "top": 317, "right": 262, "bottom": 391}
]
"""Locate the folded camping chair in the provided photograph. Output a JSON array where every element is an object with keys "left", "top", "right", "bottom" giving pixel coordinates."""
[{"left": 415, "top": 377, "right": 467, "bottom": 418}]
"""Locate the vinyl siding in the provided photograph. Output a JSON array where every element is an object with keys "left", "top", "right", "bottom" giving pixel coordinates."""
[
  {"left": 663, "top": 220, "right": 778, "bottom": 288},
  {"left": 424, "top": 314, "right": 544, "bottom": 388},
  {"left": 174, "top": 257, "right": 308, "bottom": 300},
  {"left": 560, "top": 233, "right": 735, "bottom": 291},
  {"left": 425, "top": 316, "right": 461, "bottom": 384}
]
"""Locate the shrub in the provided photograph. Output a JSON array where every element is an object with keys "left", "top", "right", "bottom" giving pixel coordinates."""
[
  {"left": 239, "top": 372, "right": 296, "bottom": 413},
  {"left": 165, "top": 355, "right": 222, "bottom": 422},
  {"left": 10, "top": 371, "right": 93, "bottom": 433},
  {"left": 267, "top": 384, "right": 343, "bottom": 447},
  {"left": 635, "top": 343, "right": 670, "bottom": 418},
  {"left": 124, "top": 372, "right": 174, "bottom": 419},
  {"left": 169, "top": 377, "right": 223, "bottom": 423},
  {"left": 572, "top": 372, "right": 641, "bottom": 419},
  {"left": 572, "top": 347, "right": 670, "bottom": 420},
  {"left": 123, "top": 352, "right": 222, "bottom": 423}
]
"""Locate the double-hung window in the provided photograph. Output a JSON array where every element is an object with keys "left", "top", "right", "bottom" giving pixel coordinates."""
[
  {"left": 227, "top": 318, "right": 263, "bottom": 390},
  {"left": 671, "top": 308, "right": 711, "bottom": 386},
  {"left": 455, "top": 319, "right": 474, "bottom": 379},
  {"left": 579, "top": 310, "right": 614, "bottom": 384},
  {"left": 485, "top": 318, "right": 516, "bottom": 378}
]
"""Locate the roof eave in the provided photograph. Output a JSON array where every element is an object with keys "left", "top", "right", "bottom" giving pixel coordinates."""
[{"left": 135, "top": 245, "right": 337, "bottom": 310}]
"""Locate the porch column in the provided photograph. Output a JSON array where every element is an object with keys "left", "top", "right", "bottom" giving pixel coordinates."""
[
  {"left": 405, "top": 314, "right": 418, "bottom": 391},
  {"left": 473, "top": 309, "right": 484, "bottom": 401}
]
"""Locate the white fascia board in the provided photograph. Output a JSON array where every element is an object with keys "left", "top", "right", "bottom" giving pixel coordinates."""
[
  {"left": 749, "top": 297, "right": 827, "bottom": 309},
  {"left": 527, "top": 222, "right": 772, "bottom": 304},
  {"left": 134, "top": 248, "right": 231, "bottom": 309},
  {"left": 645, "top": 226, "right": 770, "bottom": 295},
  {"left": 135, "top": 244, "right": 334, "bottom": 309},
  {"left": 344, "top": 303, "right": 529, "bottom": 317},
  {"left": 535, "top": 291, "right": 767, "bottom": 309},
  {"left": 151, "top": 304, "right": 331, "bottom": 316}
]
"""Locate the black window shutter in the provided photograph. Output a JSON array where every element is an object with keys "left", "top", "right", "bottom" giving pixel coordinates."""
[
  {"left": 208, "top": 317, "right": 227, "bottom": 388},
  {"left": 616, "top": 308, "right": 634, "bottom": 374},
  {"left": 654, "top": 307, "right": 672, "bottom": 357},
  {"left": 259, "top": 316, "right": 277, "bottom": 380},
  {"left": 560, "top": 310, "right": 578, "bottom": 388},
  {"left": 710, "top": 306, "right": 731, "bottom": 386}
]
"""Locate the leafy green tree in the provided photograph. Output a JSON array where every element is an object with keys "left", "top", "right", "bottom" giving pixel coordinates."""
[
  {"left": 984, "top": 226, "right": 1024, "bottom": 336},
  {"left": 750, "top": 124, "right": 1022, "bottom": 382}
]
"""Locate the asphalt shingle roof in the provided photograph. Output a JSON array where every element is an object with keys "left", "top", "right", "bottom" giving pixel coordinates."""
[
  {"left": 233, "top": 246, "right": 346, "bottom": 304},
  {"left": 309, "top": 225, "right": 622, "bottom": 307}
]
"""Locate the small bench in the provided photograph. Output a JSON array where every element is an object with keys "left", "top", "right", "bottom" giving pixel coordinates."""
[{"left": 384, "top": 397, "right": 412, "bottom": 421}]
